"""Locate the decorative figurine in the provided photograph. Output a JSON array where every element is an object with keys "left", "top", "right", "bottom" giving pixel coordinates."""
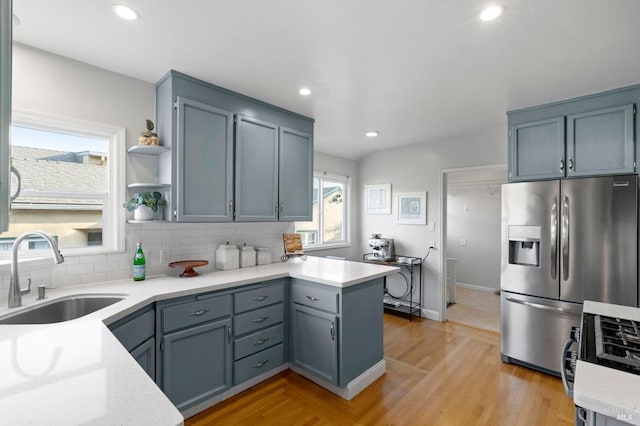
[{"left": 138, "top": 119, "right": 160, "bottom": 146}]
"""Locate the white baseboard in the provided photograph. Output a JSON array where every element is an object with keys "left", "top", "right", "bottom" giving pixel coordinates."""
[
  {"left": 456, "top": 282, "right": 500, "bottom": 294},
  {"left": 290, "top": 359, "right": 386, "bottom": 401},
  {"left": 422, "top": 308, "right": 439, "bottom": 321}
]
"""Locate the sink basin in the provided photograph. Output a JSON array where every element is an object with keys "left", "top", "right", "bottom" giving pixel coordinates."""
[{"left": 0, "top": 295, "right": 125, "bottom": 325}]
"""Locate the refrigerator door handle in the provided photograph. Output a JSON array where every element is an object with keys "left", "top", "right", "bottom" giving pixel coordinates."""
[
  {"left": 561, "top": 195, "right": 570, "bottom": 281},
  {"left": 550, "top": 197, "right": 558, "bottom": 280},
  {"left": 504, "top": 297, "right": 581, "bottom": 316}
]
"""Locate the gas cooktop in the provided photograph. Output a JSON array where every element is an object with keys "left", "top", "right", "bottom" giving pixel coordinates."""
[{"left": 593, "top": 315, "right": 640, "bottom": 374}]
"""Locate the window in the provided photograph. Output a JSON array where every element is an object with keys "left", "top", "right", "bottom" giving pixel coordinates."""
[
  {"left": 3, "top": 109, "right": 125, "bottom": 256},
  {"left": 295, "top": 173, "right": 349, "bottom": 248}
]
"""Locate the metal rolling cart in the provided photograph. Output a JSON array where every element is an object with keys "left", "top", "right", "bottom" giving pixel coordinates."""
[{"left": 363, "top": 254, "right": 423, "bottom": 321}]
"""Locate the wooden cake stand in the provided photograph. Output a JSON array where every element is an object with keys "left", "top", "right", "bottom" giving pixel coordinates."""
[{"left": 169, "top": 260, "right": 209, "bottom": 277}]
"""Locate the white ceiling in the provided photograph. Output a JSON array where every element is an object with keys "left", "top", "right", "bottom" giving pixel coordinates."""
[{"left": 12, "top": 0, "right": 640, "bottom": 160}]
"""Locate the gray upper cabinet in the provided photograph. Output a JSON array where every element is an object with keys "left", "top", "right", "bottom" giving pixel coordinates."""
[
  {"left": 235, "top": 115, "right": 279, "bottom": 221},
  {"left": 0, "top": 0, "right": 12, "bottom": 233},
  {"left": 508, "top": 85, "right": 639, "bottom": 182},
  {"left": 175, "top": 97, "right": 234, "bottom": 222},
  {"left": 567, "top": 104, "right": 635, "bottom": 177},
  {"left": 509, "top": 117, "right": 565, "bottom": 181},
  {"left": 278, "top": 127, "right": 313, "bottom": 221},
  {"left": 155, "top": 70, "right": 314, "bottom": 223}
]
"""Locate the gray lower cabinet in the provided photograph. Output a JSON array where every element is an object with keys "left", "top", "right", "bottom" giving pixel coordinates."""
[
  {"left": 108, "top": 306, "right": 156, "bottom": 381},
  {"left": 290, "top": 278, "right": 384, "bottom": 388},
  {"left": 158, "top": 293, "right": 233, "bottom": 412},
  {"left": 508, "top": 85, "right": 639, "bottom": 182},
  {"left": 291, "top": 304, "right": 338, "bottom": 384}
]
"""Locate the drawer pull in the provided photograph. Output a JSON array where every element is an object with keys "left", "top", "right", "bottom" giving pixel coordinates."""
[
  {"left": 253, "top": 315, "right": 270, "bottom": 323},
  {"left": 189, "top": 309, "right": 209, "bottom": 316},
  {"left": 252, "top": 359, "right": 269, "bottom": 368},
  {"left": 254, "top": 337, "right": 270, "bottom": 345},
  {"left": 253, "top": 295, "right": 268, "bottom": 302},
  {"left": 306, "top": 295, "right": 320, "bottom": 301}
]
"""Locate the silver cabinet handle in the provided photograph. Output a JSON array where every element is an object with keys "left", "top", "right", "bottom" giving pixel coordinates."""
[
  {"left": 330, "top": 321, "right": 335, "bottom": 341},
  {"left": 561, "top": 195, "right": 570, "bottom": 281},
  {"left": 189, "top": 309, "right": 209, "bottom": 316},
  {"left": 10, "top": 165, "right": 21, "bottom": 202},
  {"left": 279, "top": 202, "right": 284, "bottom": 214},
  {"left": 559, "top": 159, "right": 564, "bottom": 172},
  {"left": 252, "top": 359, "right": 269, "bottom": 368},
  {"left": 253, "top": 315, "right": 269, "bottom": 323},
  {"left": 228, "top": 200, "right": 234, "bottom": 215},
  {"left": 254, "top": 337, "right": 269, "bottom": 345},
  {"left": 253, "top": 295, "right": 268, "bottom": 302},
  {"left": 568, "top": 157, "right": 573, "bottom": 171},
  {"left": 550, "top": 197, "right": 558, "bottom": 280},
  {"left": 227, "top": 326, "right": 232, "bottom": 343},
  {"left": 306, "top": 295, "right": 320, "bottom": 301},
  {"left": 275, "top": 202, "right": 279, "bottom": 215}
]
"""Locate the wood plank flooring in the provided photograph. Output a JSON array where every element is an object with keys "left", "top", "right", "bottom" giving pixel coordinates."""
[{"left": 185, "top": 315, "right": 574, "bottom": 425}]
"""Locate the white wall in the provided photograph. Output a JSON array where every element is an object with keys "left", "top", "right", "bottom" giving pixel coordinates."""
[
  {"left": 358, "top": 127, "right": 507, "bottom": 317},
  {"left": 446, "top": 171, "right": 504, "bottom": 290}
]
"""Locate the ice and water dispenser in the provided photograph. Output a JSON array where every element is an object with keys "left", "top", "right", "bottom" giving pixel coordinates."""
[{"left": 508, "top": 225, "right": 541, "bottom": 267}]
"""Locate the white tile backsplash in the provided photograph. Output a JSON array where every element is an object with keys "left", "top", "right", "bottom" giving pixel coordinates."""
[{"left": 0, "top": 222, "right": 293, "bottom": 301}]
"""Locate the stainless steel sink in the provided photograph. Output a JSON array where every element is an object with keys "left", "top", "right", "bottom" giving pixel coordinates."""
[{"left": 0, "top": 295, "right": 125, "bottom": 325}]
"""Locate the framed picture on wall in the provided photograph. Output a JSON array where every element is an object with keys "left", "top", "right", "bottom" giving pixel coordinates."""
[
  {"left": 365, "top": 184, "right": 391, "bottom": 214},
  {"left": 396, "top": 192, "right": 427, "bottom": 224}
]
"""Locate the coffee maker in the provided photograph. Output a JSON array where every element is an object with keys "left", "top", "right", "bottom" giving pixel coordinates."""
[{"left": 367, "top": 234, "right": 395, "bottom": 261}]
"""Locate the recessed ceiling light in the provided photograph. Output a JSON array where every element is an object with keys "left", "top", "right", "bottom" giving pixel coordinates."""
[
  {"left": 480, "top": 5, "right": 504, "bottom": 21},
  {"left": 365, "top": 131, "right": 379, "bottom": 138},
  {"left": 299, "top": 87, "right": 312, "bottom": 96},
  {"left": 12, "top": 14, "right": 21, "bottom": 26},
  {"left": 113, "top": 4, "right": 140, "bottom": 21}
]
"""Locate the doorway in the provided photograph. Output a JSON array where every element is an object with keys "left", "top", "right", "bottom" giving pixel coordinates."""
[{"left": 440, "top": 165, "right": 506, "bottom": 332}]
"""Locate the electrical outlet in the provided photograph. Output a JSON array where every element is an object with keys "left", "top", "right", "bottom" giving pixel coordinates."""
[{"left": 428, "top": 241, "right": 436, "bottom": 249}]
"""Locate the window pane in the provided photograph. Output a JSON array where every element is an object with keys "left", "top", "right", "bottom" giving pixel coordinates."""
[
  {"left": 6, "top": 126, "right": 108, "bottom": 251},
  {"left": 322, "top": 180, "right": 344, "bottom": 242},
  {"left": 294, "top": 177, "right": 320, "bottom": 244}
]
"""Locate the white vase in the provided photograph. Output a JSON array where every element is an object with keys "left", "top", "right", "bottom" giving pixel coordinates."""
[{"left": 134, "top": 205, "right": 155, "bottom": 221}]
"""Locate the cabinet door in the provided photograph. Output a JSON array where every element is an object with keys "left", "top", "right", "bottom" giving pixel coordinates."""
[
  {"left": 176, "top": 97, "right": 233, "bottom": 222},
  {"left": 234, "top": 115, "right": 278, "bottom": 221},
  {"left": 161, "top": 318, "right": 232, "bottom": 412},
  {"left": 567, "top": 104, "right": 635, "bottom": 177},
  {"left": 509, "top": 117, "right": 565, "bottom": 181},
  {"left": 291, "top": 304, "right": 338, "bottom": 385},
  {"left": 131, "top": 337, "right": 156, "bottom": 381},
  {"left": 0, "top": 0, "right": 11, "bottom": 233},
  {"left": 278, "top": 127, "right": 313, "bottom": 221}
]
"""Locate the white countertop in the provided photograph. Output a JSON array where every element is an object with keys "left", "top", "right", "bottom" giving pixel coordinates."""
[
  {"left": 574, "top": 301, "right": 640, "bottom": 425},
  {"left": 0, "top": 256, "right": 397, "bottom": 425}
]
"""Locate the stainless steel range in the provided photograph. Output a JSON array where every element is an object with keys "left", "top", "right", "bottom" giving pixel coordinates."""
[{"left": 562, "top": 301, "right": 640, "bottom": 426}]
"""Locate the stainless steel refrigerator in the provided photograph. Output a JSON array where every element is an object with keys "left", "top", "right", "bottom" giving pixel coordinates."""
[{"left": 500, "top": 174, "right": 638, "bottom": 375}]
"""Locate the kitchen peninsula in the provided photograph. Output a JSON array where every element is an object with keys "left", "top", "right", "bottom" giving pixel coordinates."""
[{"left": 0, "top": 257, "right": 397, "bottom": 425}]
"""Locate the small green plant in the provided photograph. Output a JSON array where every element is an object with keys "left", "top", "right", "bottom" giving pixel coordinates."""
[{"left": 123, "top": 191, "right": 166, "bottom": 212}]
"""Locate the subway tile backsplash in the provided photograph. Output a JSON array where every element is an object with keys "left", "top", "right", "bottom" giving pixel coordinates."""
[{"left": 0, "top": 222, "right": 293, "bottom": 300}]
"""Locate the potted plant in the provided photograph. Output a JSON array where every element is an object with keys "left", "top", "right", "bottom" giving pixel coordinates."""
[{"left": 123, "top": 191, "right": 166, "bottom": 221}]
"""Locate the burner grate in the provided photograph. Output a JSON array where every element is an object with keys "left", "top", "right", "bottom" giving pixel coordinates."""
[{"left": 594, "top": 315, "right": 640, "bottom": 372}]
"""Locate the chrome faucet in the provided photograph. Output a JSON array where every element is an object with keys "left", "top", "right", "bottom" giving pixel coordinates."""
[{"left": 8, "top": 231, "right": 65, "bottom": 308}]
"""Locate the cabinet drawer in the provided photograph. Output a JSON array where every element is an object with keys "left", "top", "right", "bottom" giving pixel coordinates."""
[
  {"left": 234, "top": 323, "right": 284, "bottom": 360},
  {"left": 233, "top": 303, "right": 283, "bottom": 336},
  {"left": 110, "top": 308, "right": 155, "bottom": 352},
  {"left": 162, "top": 294, "right": 232, "bottom": 333},
  {"left": 292, "top": 284, "right": 339, "bottom": 313},
  {"left": 234, "top": 281, "right": 285, "bottom": 314},
  {"left": 233, "top": 343, "right": 284, "bottom": 385}
]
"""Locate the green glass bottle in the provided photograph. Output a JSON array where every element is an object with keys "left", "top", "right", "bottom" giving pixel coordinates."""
[{"left": 133, "top": 242, "right": 146, "bottom": 281}]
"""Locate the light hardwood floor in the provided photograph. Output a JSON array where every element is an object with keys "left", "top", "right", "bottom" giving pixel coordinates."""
[
  {"left": 185, "top": 315, "right": 574, "bottom": 425},
  {"left": 447, "top": 287, "right": 501, "bottom": 332}
]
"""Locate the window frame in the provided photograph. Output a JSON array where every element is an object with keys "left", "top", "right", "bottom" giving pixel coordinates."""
[
  {"left": 4, "top": 108, "right": 126, "bottom": 257},
  {"left": 297, "top": 172, "right": 350, "bottom": 251}
]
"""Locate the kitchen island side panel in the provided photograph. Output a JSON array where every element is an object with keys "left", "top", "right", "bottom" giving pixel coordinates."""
[{"left": 339, "top": 278, "right": 384, "bottom": 387}]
